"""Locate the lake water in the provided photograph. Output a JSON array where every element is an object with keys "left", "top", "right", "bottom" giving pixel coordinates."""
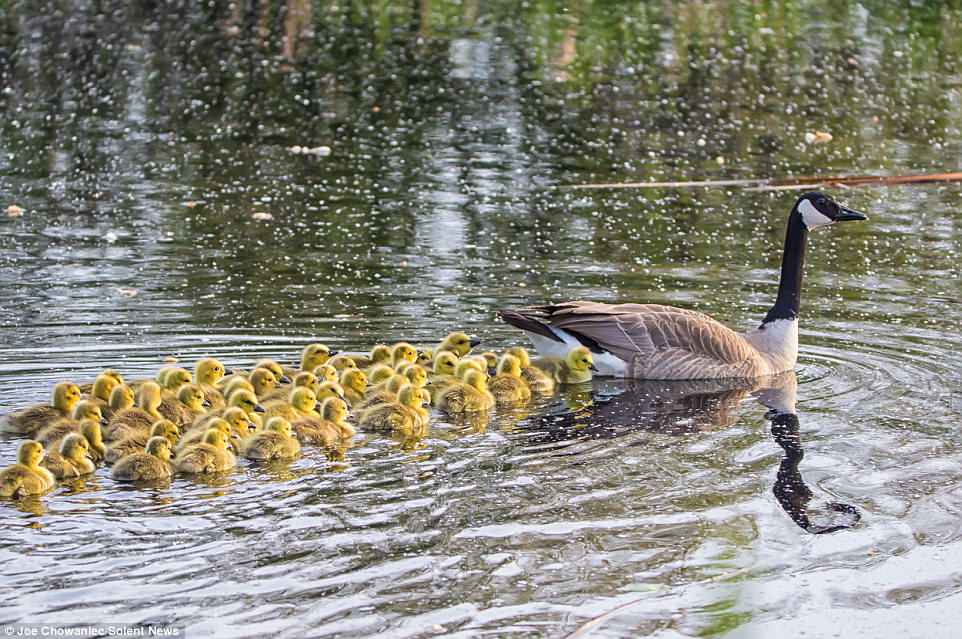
[{"left": 0, "top": 2, "right": 960, "bottom": 637}]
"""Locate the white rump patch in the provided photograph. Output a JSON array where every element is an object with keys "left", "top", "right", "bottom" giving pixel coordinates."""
[
  {"left": 798, "top": 199, "right": 833, "bottom": 230},
  {"left": 524, "top": 328, "right": 627, "bottom": 378}
]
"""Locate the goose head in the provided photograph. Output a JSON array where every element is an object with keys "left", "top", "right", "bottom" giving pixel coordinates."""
[
  {"left": 203, "top": 427, "right": 230, "bottom": 450},
  {"left": 340, "top": 369, "right": 368, "bottom": 394},
  {"left": 248, "top": 368, "right": 279, "bottom": 398},
  {"left": 289, "top": 387, "right": 318, "bottom": 414},
  {"left": 17, "top": 441, "right": 45, "bottom": 468},
  {"left": 312, "top": 364, "right": 339, "bottom": 384},
  {"left": 79, "top": 420, "right": 104, "bottom": 449},
  {"left": 100, "top": 369, "right": 125, "bottom": 386},
  {"left": 177, "top": 384, "right": 209, "bottom": 411},
  {"left": 390, "top": 342, "right": 417, "bottom": 366},
  {"left": 566, "top": 347, "right": 597, "bottom": 373},
  {"left": 229, "top": 390, "right": 264, "bottom": 416},
  {"left": 456, "top": 358, "right": 485, "bottom": 380},
  {"left": 321, "top": 397, "right": 349, "bottom": 423},
  {"left": 367, "top": 364, "right": 394, "bottom": 385},
  {"left": 433, "top": 351, "right": 458, "bottom": 376},
  {"left": 463, "top": 370, "right": 489, "bottom": 392},
  {"left": 327, "top": 355, "right": 358, "bottom": 371},
  {"left": 137, "top": 382, "right": 164, "bottom": 414},
  {"left": 438, "top": 332, "right": 480, "bottom": 357},
  {"left": 506, "top": 346, "right": 532, "bottom": 368},
  {"left": 194, "top": 358, "right": 226, "bottom": 386},
  {"left": 221, "top": 407, "right": 256, "bottom": 435},
  {"left": 316, "top": 381, "right": 346, "bottom": 401},
  {"left": 109, "top": 384, "right": 135, "bottom": 411},
  {"left": 72, "top": 400, "right": 104, "bottom": 424},
  {"left": 398, "top": 384, "right": 424, "bottom": 409},
  {"left": 403, "top": 365, "right": 427, "bottom": 388},
  {"left": 53, "top": 382, "right": 82, "bottom": 415},
  {"left": 481, "top": 352, "right": 499, "bottom": 370},
  {"left": 145, "top": 436, "right": 172, "bottom": 462},
  {"left": 59, "top": 433, "right": 89, "bottom": 463},
  {"left": 265, "top": 416, "right": 293, "bottom": 437},
  {"left": 300, "top": 344, "right": 333, "bottom": 371},
  {"left": 416, "top": 348, "right": 434, "bottom": 367},
  {"left": 162, "top": 368, "right": 193, "bottom": 391},
  {"left": 150, "top": 419, "right": 180, "bottom": 445},
  {"left": 91, "top": 373, "right": 121, "bottom": 402},
  {"left": 369, "top": 344, "right": 392, "bottom": 365},
  {"left": 497, "top": 354, "right": 523, "bottom": 377},
  {"left": 794, "top": 192, "right": 867, "bottom": 230},
  {"left": 254, "top": 359, "right": 290, "bottom": 383},
  {"left": 224, "top": 378, "right": 255, "bottom": 401},
  {"left": 291, "top": 371, "right": 320, "bottom": 395}
]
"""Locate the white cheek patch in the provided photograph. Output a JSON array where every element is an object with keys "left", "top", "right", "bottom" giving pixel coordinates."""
[{"left": 798, "top": 199, "right": 834, "bottom": 229}]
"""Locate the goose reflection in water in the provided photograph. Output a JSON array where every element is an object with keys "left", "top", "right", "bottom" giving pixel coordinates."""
[{"left": 522, "top": 372, "right": 861, "bottom": 534}]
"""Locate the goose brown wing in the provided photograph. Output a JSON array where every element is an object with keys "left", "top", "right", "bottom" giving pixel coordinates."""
[{"left": 520, "top": 301, "right": 758, "bottom": 379}]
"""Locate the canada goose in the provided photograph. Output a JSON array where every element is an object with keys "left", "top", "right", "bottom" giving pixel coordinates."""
[
  {"left": 0, "top": 441, "right": 56, "bottom": 497},
  {"left": 488, "top": 354, "right": 532, "bottom": 406},
  {"left": 194, "top": 358, "right": 227, "bottom": 409},
  {"left": 326, "top": 355, "right": 358, "bottom": 371},
  {"left": 500, "top": 193, "right": 867, "bottom": 379},
  {"left": 103, "top": 384, "right": 135, "bottom": 422},
  {"left": 390, "top": 342, "right": 418, "bottom": 367},
  {"left": 107, "top": 382, "right": 164, "bottom": 439},
  {"left": 263, "top": 387, "right": 320, "bottom": 422},
  {"left": 160, "top": 368, "right": 193, "bottom": 393},
  {"left": 37, "top": 418, "right": 104, "bottom": 462},
  {"left": 89, "top": 373, "right": 122, "bottom": 407},
  {"left": 436, "top": 369, "right": 495, "bottom": 414},
  {"left": 207, "top": 390, "right": 265, "bottom": 429},
  {"left": 356, "top": 374, "right": 407, "bottom": 410},
  {"left": 106, "top": 420, "right": 180, "bottom": 464},
  {"left": 241, "top": 417, "right": 301, "bottom": 460},
  {"left": 315, "top": 381, "right": 346, "bottom": 402},
  {"left": 290, "top": 343, "right": 333, "bottom": 375},
  {"left": 431, "top": 351, "right": 459, "bottom": 378},
  {"left": 416, "top": 348, "right": 434, "bottom": 368},
  {"left": 37, "top": 400, "right": 104, "bottom": 446},
  {"left": 79, "top": 369, "right": 124, "bottom": 395},
  {"left": 340, "top": 369, "right": 368, "bottom": 407},
  {"left": 159, "top": 383, "right": 209, "bottom": 427},
  {"left": 253, "top": 359, "right": 290, "bottom": 383},
  {"left": 41, "top": 434, "right": 96, "bottom": 479},
  {"left": 0, "top": 382, "right": 82, "bottom": 435},
  {"left": 366, "top": 364, "right": 394, "bottom": 386},
  {"left": 357, "top": 384, "right": 428, "bottom": 437},
  {"left": 530, "top": 347, "right": 595, "bottom": 385},
  {"left": 437, "top": 332, "right": 481, "bottom": 357},
  {"left": 428, "top": 358, "right": 486, "bottom": 395},
  {"left": 174, "top": 428, "right": 236, "bottom": 474},
  {"left": 346, "top": 344, "right": 390, "bottom": 369},
  {"left": 292, "top": 397, "right": 353, "bottom": 446},
  {"left": 265, "top": 371, "right": 319, "bottom": 402},
  {"left": 179, "top": 418, "right": 233, "bottom": 452},
  {"left": 312, "top": 364, "right": 340, "bottom": 384},
  {"left": 228, "top": 368, "right": 279, "bottom": 401},
  {"left": 402, "top": 365, "right": 428, "bottom": 389},
  {"left": 506, "top": 346, "right": 556, "bottom": 394},
  {"left": 111, "top": 436, "right": 173, "bottom": 481}
]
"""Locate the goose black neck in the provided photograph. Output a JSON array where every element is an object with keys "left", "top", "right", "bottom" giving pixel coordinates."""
[{"left": 763, "top": 210, "right": 807, "bottom": 325}]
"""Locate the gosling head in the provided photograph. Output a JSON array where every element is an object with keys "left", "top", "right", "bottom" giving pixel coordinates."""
[
  {"left": 53, "top": 382, "right": 82, "bottom": 414},
  {"left": 163, "top": 368, "right": 193, "bottom": 391},
  {"left": 370, "top": 344, "right": 392, "bottom": 364},
  {"left": 566, "top": 346, "right": 596, "bottom": 373},
  {"left": 300, "top": 343, "right": 333, "bottom": 371},
  {"left": 290, "top": 371, "right": 319, "bottom": 395},
  {"left": 221, "top": 407, "right": 256, "bottom": 434},
  {"left": 59, "top": 433, "right": 89, "bottom": 462},
  {"left": 202, "top": 428, "right": 230, "bottom": 450},
  {"left": 265, "top": 416, "right": 293, "bottom": 437},
  {"left": 403, "top": 365, "right": 427, "bottom": 388},
  {"left": 321, "top": 397, "right": 348, "bottom": 423},
  {"left": 149, "top": 420, "right": 180, "bottom": 445},
  {"left": 224, "top": 377, "right": 255, "bottom": 401},
  {"left": 17, "top": 440, "right": 45, "bottom": 468},
  {"left": 194, "top": 358, "right": 226, "bottom": 386},
  {"left": 418, "top": 387, "right": 432, "bottom": 407},
  {"left": 79, "top": 420, "right": 104, "bottom": 447},
  {"left": 793, "top": 192, "right": 868, "bottom": 231},
  {"left": 72, "top": 399, "right": 104, "bottom": 424},
  {"left": 497, "top": 354, "right": 523, "bottom": 377},
  {"left": 316, "top": 381, "right": 346, "bottom": 401},
  {"left": 312, "top": 364, "right": 339, "bottom": 384},
  {"left": 101, "top": 369, "right": 125, "bottom": 385},
  {"left": 385, "top": 374, "right": 408, "bottom": 394},
  {"left": 92, "top": 373, "right": 121, "bottom": 402},
  {"left": 229, "top": 390, "right": 264, "bottom": 416},
  {"left": 416, "top": 348, "right": 434, "bottom": 367},
  {"left": 289, "top": 387, "right": 318, "bottom": 413},
  {"left": 367, "top": 364, "right": 394, "bottom": 385},
  {"left": 456, "top": 358, "right": 485, "bottom": 380},
  {"left": 248, "top": 368, "right": 279, "bottom": 397},
  {"left": 398, "top": 384, "right": 426, "bottom": 409},
  {"left": 254, "top": 359, "right": 289, "bottom": 383},
  {"left": 327, "top": 355, "right": 358, "bottom": 371},
  {"left": 463, "top": 369, "right": 488, "bottom": 392},
  {"left": 390, "top": 342, "right": 417, "bottom": 366},
  {"left": 481, "top": 352, "right": 498, "bottom": 370},
  {"left": 340, "top": 369, "right": 368, "bottom": 394},
  {"left": 137, "top": 382, "right": 164, "bottom": 411},
  {"left": 109, "top": 384, "right": 135, "bottom": 411},
  {"left": 505, "top": 346, "right": 531, "bottom": 368},
  {"left": 177, "top": 384, "right": 208, "bottom": 411},
  {"left": 438, "top": 332, "right": 480, "bottom": 357},
  {"left": 145, "top": 436, "right": 172, "bottom": 462},
  {"left": 202, "top": 419, "right": 232, "bottom": 444},
  {"left": 433, "top": 351, "right": 458, "bottom": 376}
]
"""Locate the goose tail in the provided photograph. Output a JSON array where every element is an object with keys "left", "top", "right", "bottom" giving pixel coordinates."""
[{"left": 497, "top": 308, "right": 564, "bottom": 343}]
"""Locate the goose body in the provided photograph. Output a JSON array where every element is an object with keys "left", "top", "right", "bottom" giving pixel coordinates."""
[
  {"left": 0, "top": 441, "right": 56, "bottom": 497},
  {"left": 500, "top": 193, "right": 867, "bottom": 380},
  {"left": 112, "top": 436, "right": 173, "bottom": 482}
]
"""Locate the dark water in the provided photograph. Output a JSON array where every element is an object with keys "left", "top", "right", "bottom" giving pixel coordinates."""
[{"left": 0, "top": 1, "right": 960, "bottom": 636}]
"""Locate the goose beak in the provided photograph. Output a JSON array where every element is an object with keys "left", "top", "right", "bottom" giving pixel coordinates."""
[
  {"left": 836, "top": 206, "right": 868, "bottom": 222},
  {"left": 279, "top": 375, "right": 292, "bottom": 384},
  {"left": 329, "top": 350, "right": 339, "bottom": 356},
  {"left": 202, "top": 399, "right": 212, "bottom": 408},
  {"left": 469, "top": 338, "right": 481, "bottom": 348},
  {"left": 253, "top": 404, "right": 266, "bottom": 413},
  {"left": 589, "top": 363, "right": 599, "bottom": 372},
  {"left": 100, "top": 417, "right": 108, "bottom": 426},
  {"left": 246, "top": 420, "right": 257, "bottom": 431}
]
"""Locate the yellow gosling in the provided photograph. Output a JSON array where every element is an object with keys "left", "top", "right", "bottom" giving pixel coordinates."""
[
  {"left": 103, "top": 384, "right": 135, "bottom": 422},
  {"left": 292, "top": 397, "right": 353, "bottom": 446},
  {"left": 241, "top": 417, "right": 301, "bottom": 461},
  {"left": 37, "top": 400, "right": 104, "bottom": 447},
  {"left": 437, "top": 331, "right": 479, "bottom": 357},
  {"left": 160, "top": 368, "right": 192, "bottom": 393},
  {"left": 357, "top": 374, "right": 407, "bottom": 410},
  {"left": 41, "top": 433, "right": 95, "bottom": 479},
  {"left": 266, "top": 371, "right": 319, "bottom": 402},
  {"left": 263, "top": 387, "right": 320, "bottom": 422},
  {"left": 327, "top": 355, "right": 358, "bottom": 371},
  {"left": 79, "top": 368, "right": 124, "bottom": 394},
  {"left": 0, "top": 382, "right": 82, "bottom": 436},
  {"left": 488, "top": 354, "right": 532, "bottom": 407},
  {"left": 431, "top": 351, "right": 458, "bottom": 378},
  {"left": 416, "top": 348, "right": 434, "bottom": 368},
  {"left": 159, "top": 383, "right": 209, "bottom": 428},
  {"left": 312, "top": 364, "right": 339, "bottom": 384},
  {"left": 0, "top": 441, "right": 55, "bottom": 497},
  {"left": 402, "top": 365, "right": 428, "bottom": 389},
  {"left": 316, "top": 381, "right": 346, "bottom": 402},
  {"left": 506, "top": 346, "right": 555, "bottom": 394},
  {"left": 390, "top": 342, "right": 417, "bottom": 367},
  {"left": 436, "top": 370, "right": 495, "bottom": 414},
  {"left": 106, "top": 420, "right": 180, "bottom": 464},
  {"left": 111, "top": 436, "right": 173, "bottom": 481},
  {"left": 340, "top": 369, "right": 368, "bottom": 407},
  {"left": 107, "top": 382, "right": 164, "bottom": 440},
  {"left": 481, "top": 351, "right": 499, "bottom": 371},
  {"left": 89, "top": 373, "right": 121, "bottom": 407},
  {"left": 298, "top": 343, "right": 334, "bottom": 372},
  {"left": 352, "top": 344, "right": 392, "bottom": 369},
  {"left": 253, "top": 359, "right": 289, "bottom": 383},
  {"left": 367, "top": 364, "right": 394, "bottom": 385},
  {"left": 358, "top": 384, "right": 428, "bottom": 437},
  {"left": 533, "top": 346, "right": 595, "bottom": 384},
  {"left": 194, "top": 358, "right": 226, "bottom": 409},
  {"left": 37, "top": 419, "right": 104, "bottom": 465},
  {"left": 174, "top": 428, "right": 236, "bottom": 474}
]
